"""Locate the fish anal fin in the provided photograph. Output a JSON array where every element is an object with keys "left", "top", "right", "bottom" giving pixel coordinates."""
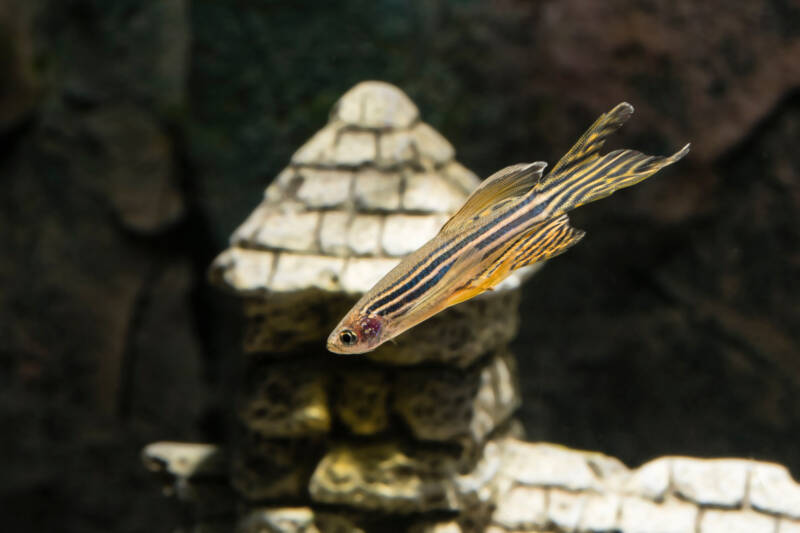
[
  {"left": 443, "top": 284, "right": 489, "bottom": 308},
  {"left": 472, "top": 215, "right": 586, "bottom": 291},
  {"left": 508, "top": 215, "right": 586, "bottom": 271},
  {"left": 440, "top": 161, "right": 546, "bottom": 234},
  {"left": 442, "top": 216, "right": 584, "bottom": 310}
]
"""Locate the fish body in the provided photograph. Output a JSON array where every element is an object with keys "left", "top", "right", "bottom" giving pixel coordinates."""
[{"left": 327, "top": 102, "right": 689, "bottom": 354}]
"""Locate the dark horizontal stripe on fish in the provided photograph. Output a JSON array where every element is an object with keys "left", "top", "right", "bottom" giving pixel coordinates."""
[
  {"left": 510, "top": 225, "right": 567, "bottom": 269},
  {"left": 364, "top": 238, "right": 455, "bottom": 314},
  {"left": 376, "top": 263, "right": 454, "bottom": 317},
  {"left": 544, "top": 151, "right": 630, "bottom": 213},
  {"left": 365, "top": 194, "right": 538, "bottom": 315},
  {"left": 544, "top": 143, "right": 623, "bottom": 191},
  {"left": 375, "top": 196, "right": 553, "bottom": 317},
  {"left": 476, "top": 196, "right": 543, "bottom": 252},
  {"left": 550, "top": 151, "right": 648, "bottom": 213}
]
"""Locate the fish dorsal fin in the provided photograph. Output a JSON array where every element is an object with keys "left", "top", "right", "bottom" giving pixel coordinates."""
[
  {"left": 543, "top": 102, "right": 634, "bottom": 186},
  {"left": 440, "top": 161, "right": 546, "bottom": 234},
  {"left": 443, "top": 215, "right": 585, "bottom": 309}
]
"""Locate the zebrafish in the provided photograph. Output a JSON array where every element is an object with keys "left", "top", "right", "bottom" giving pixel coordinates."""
[{"left": 327, "top": 102, "right": 689, "bottom": 354}]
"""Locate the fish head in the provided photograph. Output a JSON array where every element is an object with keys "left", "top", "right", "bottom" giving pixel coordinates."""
[{"left": 327, "top": 313, "right": 385, "bottom": 354}]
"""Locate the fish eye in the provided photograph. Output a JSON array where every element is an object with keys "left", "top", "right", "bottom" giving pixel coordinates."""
[{"left": 339, "top": 329, "right": 358, "bottom": 346}]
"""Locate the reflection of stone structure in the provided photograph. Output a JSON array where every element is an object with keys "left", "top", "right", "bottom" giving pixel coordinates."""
[{"left": 143, "top": 82, "right": 800, "bottom": 532}]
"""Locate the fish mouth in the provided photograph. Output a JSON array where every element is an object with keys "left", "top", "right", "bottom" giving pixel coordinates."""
[{"left": 325, "top": 335, "right": 342, "bottom": 354}]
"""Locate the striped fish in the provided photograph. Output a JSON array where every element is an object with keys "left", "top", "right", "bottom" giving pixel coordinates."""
[{"left": 327, "top": 102, "right": 689, "bottom": 354}]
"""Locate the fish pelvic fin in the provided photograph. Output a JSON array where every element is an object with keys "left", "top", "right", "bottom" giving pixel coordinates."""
[
  {"left": 545, "top": 102, "right": 635, "bottom": 180},
  {"left": 443, "top": 215, "right": 585, "bottom": 308},
  {"left": 440, "top": 161, "right": 547, "bottom": 234}
]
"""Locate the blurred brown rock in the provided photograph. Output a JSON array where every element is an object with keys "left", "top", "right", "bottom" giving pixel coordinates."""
[
  {"left": 0, "top": 1, "right": 40, "bottom": 131},
  {"left": 86, "top": 106, "right": 185, "bottom": 233}
]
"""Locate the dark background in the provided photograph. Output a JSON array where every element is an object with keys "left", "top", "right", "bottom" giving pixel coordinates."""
[{"left": 2, "top": 1, "right": 799, "bottom": 531}]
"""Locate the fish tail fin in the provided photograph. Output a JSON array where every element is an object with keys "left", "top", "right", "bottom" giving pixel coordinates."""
[
  {"left": 443, "top": 215, "right": 584, "bottom": 308},
  {"left": 547, "top": 102, "right": 635, "bottom": 178},
  {"left": 541, "top": 143, "right": 690, "bottom": 215},
  {"left": 537, "top": 101, "right": 689, "bottom": 215}
]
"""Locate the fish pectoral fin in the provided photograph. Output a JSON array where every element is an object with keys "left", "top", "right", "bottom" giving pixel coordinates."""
[
  {"left": 470, "top": 214, "right": 586, "bottom": 292},
  {"left": 440, "top": 161, "right": 547, "bottom": 234}
]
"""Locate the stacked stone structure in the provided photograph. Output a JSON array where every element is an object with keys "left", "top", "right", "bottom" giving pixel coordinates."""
[
  {"left": 143, "top": 82, "right": 800, "bottom": 533},
  {"left": 206, "top": 81, "right": 526, "bottom": 531}
]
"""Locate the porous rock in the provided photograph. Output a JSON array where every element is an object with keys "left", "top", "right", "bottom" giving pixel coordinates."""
[
  {"left": 334, "top": 369, "right": 390, "bottom": 435},
  {"left": 238, "top": 361, "right": 330, "bottom": 438},
  {"left": 369, "top": 291, "right": 521, "bottom": 368},
  {"left": 232, "top": 432, "right": 322, "bottom": 501},
  {"left": 241, "top": 293, "right": 353, "bottom": 354},
  {"left": 309, "top": 439, "right": 502, "bottom": 514},
  {"left": 394, "top": 350, "right": 519, "bottom": 446}
]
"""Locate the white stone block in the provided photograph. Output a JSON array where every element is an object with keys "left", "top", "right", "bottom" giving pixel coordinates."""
[
  {"left": 319, "top": 211, "right": 351, "bottom": 256},
  {"left": 238, "top": 507, "right": 316, "bottom": 533},
  {"left": 548, "top": 489, "right": 586, "bottom": 531},
  {"left": 252, "top": 208, "right": 320, "bottom": 252},
  {"left": 347, "top": 215, "right": 383, "bottom": 256},
  {"left": 340, "top": 258, "right": 400, "bottom": 294},
  {"left": 443, "top": 161, "right": 481, "bottom": 194},
  {"left": 230, "top": 201, "right": 272, "bottom": 245},
  {"left": 412, "top": 122, "right": 454, "bottom": 165},
  {"left": 378, "top": 130, "right": 416, "bottom": 167},
  {"left": 334, "top": 130, "right": 376, "bottom": 166},
  {"left": 491, "top": 486, "right": 547, "bottom": 530},
  {"left": 402, "top": 172, "right": 467, "bottom": 212},
  {"left": 296, "top": 169, "right": 352, "bottom": 208},
  {"left": 142, "top": 442, "right": 225, "bottom": 479},
  {"left": 672, "top": 457, "right": 750, "bottom": 507},
  {"left": 699, "top": 510, "right": 775, "bottom": 533},
  {"left": 354, "top": 169, "right": 402, "bottom": 210},
  {"left": 779, "top": 519, "right": 800, "bottom": 533},
  {"left": 500, "top": 441, "right": 603, "bottom": 491},
  {"left": 619, "top": 497, "right": 697, "bottom": 533},
  {"left": 211, "top": 248, "right": 275, "bottom": 293},
  {"left": 749, "top": 462, "right": 800, "bottom": 519},
  {"left": 264, "top": 167, "right": 296, "bottom": 202},
  {"left": 579, "top": 493, "right": 621, "bottom": 531},
  {"left": 269, "top": 253, "right": 345, "bottom": 292},
  {"left": 625, "top": 458, "right": 671, "bottom": 501},
  {"left": 381, "top": 214, "right": 448, "bottom": 256},
  {"left": 291, "top": 123, "right": 337, "bottom": 164},
  {"left": 333, "top": 81, "right": 419, "bottom": 129}
]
